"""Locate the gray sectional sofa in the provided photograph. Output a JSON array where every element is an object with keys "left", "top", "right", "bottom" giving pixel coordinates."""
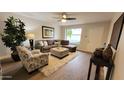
[{"left": 35, "top": 40, "right": 77, "bottom": 53}]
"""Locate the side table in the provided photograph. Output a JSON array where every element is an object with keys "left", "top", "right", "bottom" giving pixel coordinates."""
[{"left": 87, "top": 55, "right": 114, "bottom": 80}]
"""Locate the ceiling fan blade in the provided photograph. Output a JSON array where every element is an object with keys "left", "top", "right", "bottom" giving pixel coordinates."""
[{"left": 66, "top": 18, "right": 76, "bottom": 20}]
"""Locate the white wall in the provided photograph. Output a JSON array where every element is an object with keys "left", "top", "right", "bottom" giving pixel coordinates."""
[
  {"left": 61, "top": 21, "right": 110, "bottom": 52},
  {"left": 24, "top": 23, "right": 61, "bottom": 47},
  {"left": 106, "top": 13, "right": 123, "bottom": 45},
  {"left": 106, "top": 12, "right": 124, "bottom": 79},
  {"left": 0, "top": 13, "right": 61, "bottom": 57}
]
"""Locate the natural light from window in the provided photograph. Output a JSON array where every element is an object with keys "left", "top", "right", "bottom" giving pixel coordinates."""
[{"left": 66, "top": 28, "right": 82, "bottom": 44}]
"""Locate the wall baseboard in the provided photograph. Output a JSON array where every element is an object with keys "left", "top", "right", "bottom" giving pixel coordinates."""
[
  {"left": 0, "top": 55, "right": 13, "bottom": 63},
  {"left": 77, "top": 49, "right": 93, "bottom": 54}
]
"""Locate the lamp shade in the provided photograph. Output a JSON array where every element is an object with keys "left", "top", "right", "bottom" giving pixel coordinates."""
[{"left": 26, "top": 33, "right": 35, "bottom": 39}]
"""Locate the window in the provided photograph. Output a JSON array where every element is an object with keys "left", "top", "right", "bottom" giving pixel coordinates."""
[{"left": 65, "top": 28, "right": 82, "bottom": 44}]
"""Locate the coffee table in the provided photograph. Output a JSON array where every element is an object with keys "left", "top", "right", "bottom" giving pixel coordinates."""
[{"left": 50, "top": 47, "right": 69, "bottom": 59}]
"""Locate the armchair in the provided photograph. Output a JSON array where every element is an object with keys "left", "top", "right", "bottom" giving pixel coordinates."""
[{"left": 16, "top": 46, "right": 49, "bottom": 73}]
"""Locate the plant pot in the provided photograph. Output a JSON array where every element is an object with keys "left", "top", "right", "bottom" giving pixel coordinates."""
[{"left": 11, "top": 51, "right": 20, "bottom": 62}]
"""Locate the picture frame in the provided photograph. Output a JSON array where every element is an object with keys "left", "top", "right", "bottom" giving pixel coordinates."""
[
  {"left": 110, "top": 13, "right": 124, "bottom": 49},
  {"left": 42, "top": 26, "right": 54, "bottom": 38}
]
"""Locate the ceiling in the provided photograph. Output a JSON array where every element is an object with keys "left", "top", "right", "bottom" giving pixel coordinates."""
[{"left": 0, "top": 12, "right": 115, "bottom": 26}]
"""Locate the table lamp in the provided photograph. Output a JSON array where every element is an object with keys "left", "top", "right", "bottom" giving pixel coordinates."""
[{"left": 27, "top": 33, "right": 35, "bottom": 50}]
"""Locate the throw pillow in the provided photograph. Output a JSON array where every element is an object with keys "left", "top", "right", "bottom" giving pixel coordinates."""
[
  {"left": 39, "top": 41, "right": 44, "bottom": 46},
  {"left": 44, "top": 41, "right": 48, "bottom": 46},
  {"left": 54, "top": 41, "right": 59, "bottom": 45},
  {"left": 54, "top": 41, "right": 61, "bottom": 47}
]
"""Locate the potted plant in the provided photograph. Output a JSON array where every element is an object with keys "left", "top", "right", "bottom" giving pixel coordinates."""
[{"left": 0, "top": 16, "right": 27, "bottom": 61}]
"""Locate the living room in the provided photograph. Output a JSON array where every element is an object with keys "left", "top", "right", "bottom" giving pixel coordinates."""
[
  {"left": 1, "top": 1, "right": 124, "bottom": 93},
  {"left": 0, "top": 12, "right": 124, "bottom": 80}
]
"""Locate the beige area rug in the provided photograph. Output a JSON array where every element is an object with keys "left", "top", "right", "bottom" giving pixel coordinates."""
[{"left": 39, "top": 52, "right": 78, "bottom": 76}]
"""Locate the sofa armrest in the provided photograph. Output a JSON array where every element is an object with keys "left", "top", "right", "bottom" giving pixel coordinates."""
[{"left": 61, "top": 40, "right": 69, "bottom": 45}]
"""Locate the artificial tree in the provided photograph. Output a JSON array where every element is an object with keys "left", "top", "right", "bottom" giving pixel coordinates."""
[{"left": 1, "top": 16, "right": 27, "bottom": 61}]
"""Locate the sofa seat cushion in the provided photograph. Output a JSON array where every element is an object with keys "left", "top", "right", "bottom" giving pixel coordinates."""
[
  {"left": 43, "top": 46, "right": 52, "bottom": 49},
  {"left": 50, "top": 45, "right": 57, "bottom": 48}
]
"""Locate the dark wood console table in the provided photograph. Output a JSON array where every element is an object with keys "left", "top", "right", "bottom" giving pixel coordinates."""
[{"left": 87, "top": 55, "right": 114, "bottom": 80}]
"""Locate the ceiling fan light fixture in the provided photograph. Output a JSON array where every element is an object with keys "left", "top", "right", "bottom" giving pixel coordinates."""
[
  {"left": 62, "top": 14, "right": 66, "bottom": 18},
  {"left": 53, "top": 12, "right": 76, "bottom": 22},
  {"left": 61, "top": 19, "right": 66, "bottom": 22}
]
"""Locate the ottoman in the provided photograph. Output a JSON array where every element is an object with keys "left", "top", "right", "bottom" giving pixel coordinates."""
[
  {"left": 50, "top": 47, "right": 69, "bottom": 59},
  {"left": 63, "top": 45, "right": 77, "bottom": 52}
]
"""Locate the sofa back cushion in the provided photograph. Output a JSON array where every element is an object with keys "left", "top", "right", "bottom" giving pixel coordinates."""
[
  {"left": 47, "top": 40, "right": 54, "bottom": 45},
  {"left": 39, "top": 41, "right": 44, "bottom": 46},
  {"left": 61, "top": 40, "right": 69, "bottom": 45}
]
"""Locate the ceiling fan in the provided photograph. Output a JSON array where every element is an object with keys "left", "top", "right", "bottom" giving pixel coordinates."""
[{"left": 53, "top": 12, "right": 76, "bottom": 22}]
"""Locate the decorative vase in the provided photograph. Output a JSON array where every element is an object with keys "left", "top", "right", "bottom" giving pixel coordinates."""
[
  {"left": 11, "top": 51, "right": 20, "bottom": 62},
  {"left": 94, "top": 48, "right": 104, "bottom": 58},
  {"left": 102, "top": 44, "right": 113, "bottom": 61}
]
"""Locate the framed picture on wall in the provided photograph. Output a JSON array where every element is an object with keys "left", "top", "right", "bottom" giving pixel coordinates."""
[
  {"left": 42, "top": 26, "right": 54, "bottom": 38},
  {"left": 110, "top": 13, "right": 124, "bottom": 49}
]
